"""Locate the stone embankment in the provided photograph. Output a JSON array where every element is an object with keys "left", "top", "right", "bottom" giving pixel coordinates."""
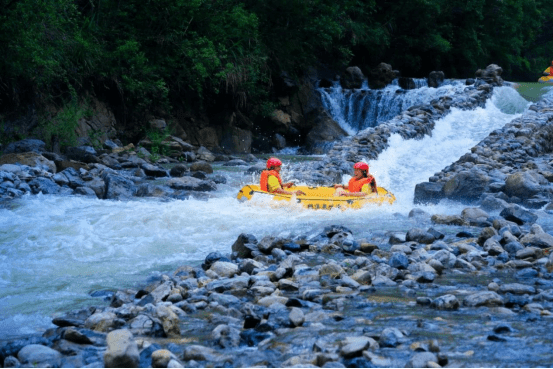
[
  {"left": 414, "top": 92, "right": 553, "bottom": 211},
  {"left": 2, "top": 206, "right": 553, "bottom": 367}
]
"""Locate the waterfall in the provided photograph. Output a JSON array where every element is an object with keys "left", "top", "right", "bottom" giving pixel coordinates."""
[{"left": 318, "top": 79, "right": 467, "bottom": 134}]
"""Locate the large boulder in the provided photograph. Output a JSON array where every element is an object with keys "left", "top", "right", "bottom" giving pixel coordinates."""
[
  {"left": 102, "top": 173, "right": 137, "bottom": 200},
  {"left": 220, "top": 125, "right": 252, "bottom": 153},
  {"left": 475, "top": 64, "right": 503, "bottom": 86},
  {"left": 167, "top": 177, "right": 217, "bottom": 192},
  {"left": 443, "top": 170, "right": 490, "bottom": 202},
  {"left": 340, "top": 67, "right": 364, "bottom": 89},
  {"left": 504, "top": 171, "right": 546, "bottom": 199},
  {"left": 368, "top": 63, "right": 397, "bottom": 89},
  {"left": 500, "top": 205, "right": 538, "bottom": 225},
  {"left": 17, "top": 344, "right": 61, "bottom": 368},
  {"left": 305, "top": 110, "right": 348, "bottom": 154},
  {"left": 104, "top": 330, "right": 139, "bottom": 368},
  {"left": 414, "top": 182, "right": 444, "bottom": 204},
  {"left": 428, "top": 71, "right": 445, "bottom": 88}
]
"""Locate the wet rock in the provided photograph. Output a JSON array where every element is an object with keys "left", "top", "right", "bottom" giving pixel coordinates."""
[
  {"left": 406, "top": 352, "right": 438, "bottom": 368},
  {"left": 211, "top": 324, "right": 241, "bottom": 348},
  {"left": 431, "top": 294, "right": 460, "bottom": 310},
  {"left": 431, "top": 214, "right": 466, "bottom": 226},
  {"left": 340, "top": 336, "right": 377, "bottom": 358},
  {"left": 102, "top": 172, "right": 136, "bottom": 199},
  {"left": 103, "top": 329, "right": 139, "bottom": 368},
  {"left": 85, "top": 312, "right": 123, "bottom": 332},
  {"left": 17, "top": 344, "right": 61, "bottom": 368},
  {"left": 3, "top": 356, "right": 20, "bottom": 368},
  {"left": 406, "top": 228, "right": 435, "bottom": 244},
  {"left": 389, "top": 252, "right": 409, "bottom": 269},
  {"left": 379, "top": 327, "right": 405, "bottom": 348},
  {"left": 289, "top": 307, "right": 305, "bottom": 327},
  {"left": 500, "top": 206, "right": 538, "bottom": 225},
  {"left": 414, "top": 182, "right": 445, "bottom": 205},
  {"left": 504, "top": 171, "right": 545, "bottom": 199},
  {"left": 3, "top": 139, "right": 46, "bottom": 154},
  {"left": 340, "top": 66, "right": 365, "bottom": 89},
  {"left": 209, "top": 261, "right": 239, "bottom": 278},
  {"left": 156, "top": 305, "right": 181, "bottom": 338},
  {"left": 463, "top": 291, "right": 504, "bottom": 307},
  {"left": 498, "top": 283, "right": 536, "bottom": 295},
  {"left": 167, "top": 177, "right": 216, "bottom": 192},
  {"left": 519, "top": 225, "right": 553, "bottom": 249},
  {"left": 182, "top": 345, "right": 232, "bottom": 363},
  {"left": 151, "top": 349, "right": 172, "bottom": 368}
]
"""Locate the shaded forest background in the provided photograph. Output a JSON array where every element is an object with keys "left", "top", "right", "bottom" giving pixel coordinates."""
[{"left": 1, "top": 0, "right": 552, "bottom": 148}]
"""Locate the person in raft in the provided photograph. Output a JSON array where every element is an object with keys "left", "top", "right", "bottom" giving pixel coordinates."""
[
  {"left": 259, "top": 158, "right": 306, "bottom": 196},
  {"left": 333, "top": 162, "right": 378, "bottom": 197}
]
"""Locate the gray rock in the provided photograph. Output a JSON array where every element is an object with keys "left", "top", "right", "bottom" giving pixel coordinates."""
[
  {"left": 505, "top": 171, "right": 546, "bottom": 199},
  {"left": 102, "top": 172, "right": 136, "bottom": 199},
  {"left": 463, "top": 291, "right": 504, "bottom": 307},
  {"left": 431, "top": 294, "right": 460, "bottom": 310},
  {"left": 104, "top": 329, "right": 139, "bottom": 368},
  {"left": 389, "top": 252, "right": 409, "bottom": 269},
  {"left": 379, "top": 327, "right": 404, "bottom": 348},
  {"left": 167, "top": 176, "right": 216, "bottom": 192},
  {"left": 289, "top": 307, "right": 305, "bottom": 327},
  {"left": 498, "top": 283, "right": 536, "bottom": 295},
  {"left": 405, "top": 352, "right": 438, "bottom": 368},
  {"left": 340, "top": 336, "right": 376, "bottom": 358},
  {"left": 142, "top": 163, "right": 168, "bottom": 177},
  {"left": 500, "top": 206, "right": 538, "bottom": 225},
  {"left": 4, "top": 139, "right": 46, "bottom": 154},
  {"left": 18, "top": 344, "right": 61, "bottom": 368},
  {"left": 211, "top": 324, "right": 241, "bottom": 348}
]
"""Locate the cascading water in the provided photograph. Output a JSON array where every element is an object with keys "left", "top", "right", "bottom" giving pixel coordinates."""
[
  {"left": 319, "top": 79, "right": 467, "bottom": 134},
  {"left": 0, "top": 84, "right": 532, "bottom": 341}
]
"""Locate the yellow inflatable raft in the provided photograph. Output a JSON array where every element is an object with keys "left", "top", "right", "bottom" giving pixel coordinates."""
[
  {"left": 236, "top": 185, "right": 395, "bottom": 210},
  {"left": 538, "top": 76, "right": 553, "bottom": 83}
]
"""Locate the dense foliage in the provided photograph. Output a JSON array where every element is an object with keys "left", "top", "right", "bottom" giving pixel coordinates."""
[{"left": 0, "top": 0, "right": 552, "bottom": 135}]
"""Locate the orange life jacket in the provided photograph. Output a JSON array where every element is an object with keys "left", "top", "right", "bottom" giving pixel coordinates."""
[
  {"left": 260, "top": 170, "right": 283, "bottom": 192},
  {"left": 348, "top": 175, "right": 377, "bottom": 193},
  {"left": 549, "top": 66, "right": 553, "bottom": 76}
]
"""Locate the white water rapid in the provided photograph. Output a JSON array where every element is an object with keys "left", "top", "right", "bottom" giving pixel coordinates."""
[{"left": 0, "top": 84, "right": 531, "bottom": 341}]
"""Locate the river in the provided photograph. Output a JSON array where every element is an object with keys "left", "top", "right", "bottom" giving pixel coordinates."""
[{"left": 0, "top": 82, "right": 547, "bottom": 343}]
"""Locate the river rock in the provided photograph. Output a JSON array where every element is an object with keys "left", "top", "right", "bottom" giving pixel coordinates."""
[
  {"left": 167, "top": 176, "right": 216, "bottom": 191},
  {"left": 379, "top": 327, "right": 405, "bottom": 348},
  {"left": 498, "top": 283, "right": 536, "bottom": 295},
  {"left": 211, "top": 324, "right": 241, "bottom": 348},
  {"left": 210, "top": 261, "right": 239, "bottom": 278},
  {"left": 463, "top": 291, "right": 504, "bottom": 307},
  {"left": 505, "top": 171, "right": 546, "bottom": 199},
  {"left": 17, "top": 344, "right": 62, "bottom": 367},
  {"left": 500, "top": 206, "right": 538, "bottom": 225},
  {"left": 189, "top": 160, "right": 213, "bottom": 173},
  {"left": 104, "top": 329, "right": 139, "bottom": 368},
  {"left": 3, "top": 139, "right": 46, "bottom": 154},
  {"left": 340, "top": 67, "right": 364, "bottom": 89},
  {"left": 428, "top": 71, "right": 445, "bottom": 88},
  {"left": 406, "top": 228, "right": 435, "bottom": 244},
  {"left": 519, "top": 225, "right": 553, "bottom": 248},
  {"left": 475, "top": 64, "right": 503, "bottom": 86},
  {"left": 443, "top": 170, "right": 490, "bottom": 202},
  {"left": 85, "top": 312, "right": 122, "bottom": 332},
  {"left": 156, "top": 306, "right": 181, "bottom": 338},
  {"left": 414, "top": 182, "right": 444, "bottom": 204},
  {"left": 182, "top": 345, "right": 232, "bottom": 363},
  {"left": 0, "top": 152, "right": 56, "bottom": 173},
  {"left": 102, "top": 172, "right": 136, "bottom": 199},
  {"left": 389, "top": 252, "right": 409, "bottom": 269},
  {"left": 406, "top": 352, "right": 439, "bottom": 368},
  {"left": 431, "top": 294, "right": 460, "bottom": 310},
  {"left": 289, "top": 307, "right": 305, "bottom": 327},
  {"left": 196, "top": 147, "right": 215, "bottom": 162},
  {"left": 340, "top": 336, "right": 377, "bottom": 358},
  {"left": 66, "top": 146, "right": 99, "bottom": 163},
  {"left": 368, "top": 63, "right": 397, "bottom": 89}
]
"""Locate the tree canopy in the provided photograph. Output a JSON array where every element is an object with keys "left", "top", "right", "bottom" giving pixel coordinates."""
[{"left": 1, "top": 0, "right": 552, "bottom": 126}]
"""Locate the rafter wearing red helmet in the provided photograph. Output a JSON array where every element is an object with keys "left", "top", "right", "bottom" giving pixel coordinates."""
[
  {"left": 260, "top": 157, "right": 305, "bottom": 196},
  {"left": 333, "top": 161, "right": 378, "bottom": 197}
]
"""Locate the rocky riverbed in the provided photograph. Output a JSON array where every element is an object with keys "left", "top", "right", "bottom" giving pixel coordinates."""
[{"left": 2, "top": 67, "right": 553, "bottom": 367}]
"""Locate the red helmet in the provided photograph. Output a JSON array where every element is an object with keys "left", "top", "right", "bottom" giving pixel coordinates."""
[
  {"left": 354, "top": 162, "right": 369, "bottom": 171},
  {"left": 266, "top": 157, "right": 282, "bottom": 168}
]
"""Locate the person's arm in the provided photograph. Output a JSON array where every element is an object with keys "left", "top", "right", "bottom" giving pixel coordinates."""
[{"left": 268, "top": 176, "right": 304, "bottom": 195}]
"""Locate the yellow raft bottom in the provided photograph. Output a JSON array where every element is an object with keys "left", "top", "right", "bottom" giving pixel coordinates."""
[
  {"left": 538, "top": 76, "right": 553, "bottom": 83},
  {"left": 236, "top": 184, "right": 396, "bottom": 210}
]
